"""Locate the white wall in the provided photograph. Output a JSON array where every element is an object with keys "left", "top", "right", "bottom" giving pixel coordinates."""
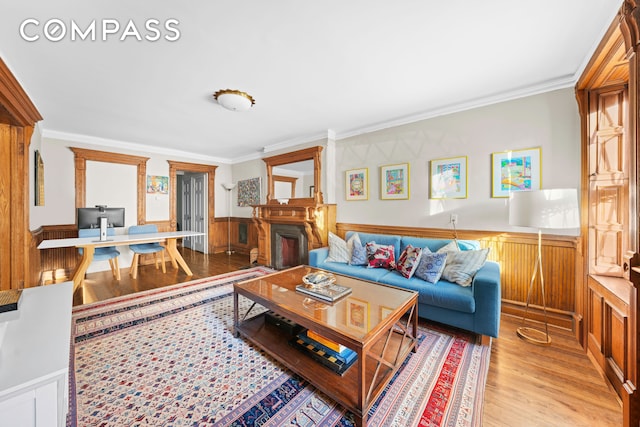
[
  {"left": 335, "top": 88, "right": 580, "bottom": 235},
  {"left": 30, "top": 136, "right": 230, "bottom": 272},
  {"left": 31, "top": 86, "right": 581, "bottom": 274}
]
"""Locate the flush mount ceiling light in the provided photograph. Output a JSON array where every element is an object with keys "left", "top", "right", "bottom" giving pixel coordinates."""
[{"left": 213, "top": 89, "right": 255, "bottom": 112}]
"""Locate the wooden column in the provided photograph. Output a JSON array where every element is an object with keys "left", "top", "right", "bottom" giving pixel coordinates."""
[{"left": 0, "top": 58, "right": 42, "bottom": 290}]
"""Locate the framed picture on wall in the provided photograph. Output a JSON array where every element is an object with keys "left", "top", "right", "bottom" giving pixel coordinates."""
[
  {"left": 430, "top": 156, "right": 467, "bottom": 199},
  {"left": 491, "top": 147, "right": 541, "bottom": 198},
  {"left": 380, "top": 163, "right": 409, "bottom": 200},
  {"left": 345, "top": 168, "right": 368, "bottom": 201}
]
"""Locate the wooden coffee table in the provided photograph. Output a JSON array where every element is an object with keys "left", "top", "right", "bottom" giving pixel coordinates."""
[{"left": 233, "top": 265, "right": 418, "bottom": 427}]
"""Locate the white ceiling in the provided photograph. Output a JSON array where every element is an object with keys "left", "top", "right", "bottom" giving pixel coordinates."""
[{"left": 0, "top": 1, "right": 621, "bottom": 163}]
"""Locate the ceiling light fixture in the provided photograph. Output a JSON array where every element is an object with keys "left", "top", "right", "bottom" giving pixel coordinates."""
[{"left": 213, "top": 89, "right": 255, "bottom": 112}]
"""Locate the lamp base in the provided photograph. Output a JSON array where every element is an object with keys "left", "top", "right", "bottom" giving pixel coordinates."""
[{"left": 516, "top": 326, "right": 551, "bottom": 346}]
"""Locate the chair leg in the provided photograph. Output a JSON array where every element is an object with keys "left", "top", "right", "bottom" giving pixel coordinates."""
[
  {"left": 153, "top": 253, "right": 159, "bottom": 270},
  {"left": 160, "top": 249, "right": 166, "bottom": 274},
  {"left": 114, "top": 257, "right": 121, "bottom": 281},
  {"left": 108, "top": 259, "right": 116, "bottom": 279},
  {"left": 130, "top": 253, "right": 140, "bottom": 279}
]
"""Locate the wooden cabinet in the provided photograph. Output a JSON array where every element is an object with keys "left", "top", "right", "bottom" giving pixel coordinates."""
[{"left": 0, "top": 281, "right": 73, "bottom": 426}]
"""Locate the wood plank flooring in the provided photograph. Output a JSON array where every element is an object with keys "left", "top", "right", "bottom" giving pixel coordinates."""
[{"left": 77, "top": 248, "right": 622, "bottom": 426}]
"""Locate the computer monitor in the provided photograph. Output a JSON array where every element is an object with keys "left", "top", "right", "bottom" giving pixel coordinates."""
[{"left": 77, "top": 206, "right": 125, "bottom": 230}]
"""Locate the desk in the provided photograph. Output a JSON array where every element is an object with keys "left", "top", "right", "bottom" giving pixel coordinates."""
[{"left": 38, "top": 231, "right": 204, "bottom": 292}]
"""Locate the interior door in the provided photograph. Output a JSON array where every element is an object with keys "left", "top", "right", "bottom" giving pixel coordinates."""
[
  {"left": 588, "top": 87, "right": 629, "bottom": 276},
  {"left": 191, "top": 173, "right": 208, "bottom": 254},
  {"left": 182, "top": 176, "right": 193, "bottom": 249}
]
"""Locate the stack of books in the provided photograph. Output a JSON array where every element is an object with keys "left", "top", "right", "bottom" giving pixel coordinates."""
[
  {"left": 295, "top": 282, "right": 352, "bottom": 302},
  {"left": 290, "top": 329, "right": 357, "bottom": 375}
]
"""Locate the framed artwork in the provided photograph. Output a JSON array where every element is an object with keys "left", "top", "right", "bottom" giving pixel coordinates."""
[
  {"left": 146, "top": 175, "right": 169, "bottom": 194},
  {"left": 430, "top": 156, "right": 467, "bottom": 199},
  {"left": 345, "top": 168, "right": 368, "bottom": 201},
  {"left": 380, "top": 306, "right": 394, "bottom": 320},
  {"left": 347, "top": 298, "right": 369, "bottom": 333},
  {"left": 380, "top": 163, "right": 410, "bottom": 200},
  {"left": 34, "top": 150, "right": 45, "bottom": 206},
  {"left": 237, "top": 177, "right": 261, "bottom": 206},
  {"left": 309, "top": 185, "right": 315, "bottom": 197},
  {"left": 491, "top": 147, "right": 541, "bottom": 198}
]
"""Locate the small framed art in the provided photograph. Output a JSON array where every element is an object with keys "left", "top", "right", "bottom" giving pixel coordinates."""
[
  {"left": 347, "top": 297, "right": 369, "bottom": 333},
  {"left": 380, "top": 163, "right": 409, "bottom": 200},
  {"left": 430, "top": 156, "right": 467, "bottom": 199},
  {"left": 345, "top": 168, "right": 368, "bottom": 201},
  {"left": 491, "top": 147, "right": 541, "bottom": 198}
]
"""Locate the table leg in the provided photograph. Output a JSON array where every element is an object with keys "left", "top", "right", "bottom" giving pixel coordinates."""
[
  {"left": 233, "top": 291, "right": 239, "bottom": 338},
  {"left": 164, "top": 238, "right": 193, "bottom": 276},
  {"left": 72, "top": 246, "right": 95, "bottom": 293}
]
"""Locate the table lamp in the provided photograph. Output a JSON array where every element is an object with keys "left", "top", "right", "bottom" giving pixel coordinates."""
[{"left": 508, "top": 188, "right": 580, "bottom": 345}]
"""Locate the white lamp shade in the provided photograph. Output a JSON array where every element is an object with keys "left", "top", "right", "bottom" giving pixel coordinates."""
[
  {"left": 222, "top": 182, "right": 237, "bottom": 191},
  {"left": 509, "top": 188, "right": 580, "bottom": 229}
]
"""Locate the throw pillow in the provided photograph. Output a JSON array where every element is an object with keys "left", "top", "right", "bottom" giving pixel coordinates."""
[
  {"left": 396, "top": 245, "right": 423, "bottom": 279},
  {"left": 349, "top": 233, "right": 367, "bottom": 266},
  {"left": 414, "top": 251, "right": 448, "bottom": 283},
  {"left": 441, "top": 248, "right": 490, "bottom": 287},
  {"left": 365, "top": 241, "right": 396, "bottom": 269},
  {"left": 436, "top": 240, "right": 460, "bottom": 253},
  {"left": 325, "top": 232, "right": 350, "bottom": 263}
]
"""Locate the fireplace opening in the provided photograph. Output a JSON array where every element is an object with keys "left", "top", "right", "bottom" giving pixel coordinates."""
[{"left": 271, "top": 224, "right": 308, "bottom": 270}]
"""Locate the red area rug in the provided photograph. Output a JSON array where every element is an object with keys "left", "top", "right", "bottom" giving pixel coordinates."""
[{"left": 67, "top": 267, "right": 491, "bottom": 426}]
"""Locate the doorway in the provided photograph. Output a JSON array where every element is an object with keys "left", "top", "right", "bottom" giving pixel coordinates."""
[{"left": 178, "top": 172, "right": 208, "bottom": 254}]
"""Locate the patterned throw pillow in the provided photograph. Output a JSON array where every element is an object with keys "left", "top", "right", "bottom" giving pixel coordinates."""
[
  {"left": 414, "top": 250, "right": 448, "bottom": 283},
  {"left": 349, "top": 233, "right": 367, "bottom": 266},
  {"left": 396, "top": 245, "right": 423, "bottom": 278},
  {"left": 325, "top": 232, "right": 350, "bottom": 263},
  {"left": 441, "top": 248, "right": 490, "bottom": 287},
  {"left": 365, "top": 241, "right": 396, "bottom": 269}
]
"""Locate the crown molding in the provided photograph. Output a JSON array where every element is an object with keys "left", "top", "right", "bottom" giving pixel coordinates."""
[{"left": 41, "top": 129, "right": 232, "bottom": 164}]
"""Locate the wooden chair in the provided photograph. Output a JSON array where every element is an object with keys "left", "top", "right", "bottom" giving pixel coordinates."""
[
  {"left": 128, "top": 224, "right": 166, "bottom": 279},
  {"left": 78, "top": 228, "right": 121, "bottom": 280}
]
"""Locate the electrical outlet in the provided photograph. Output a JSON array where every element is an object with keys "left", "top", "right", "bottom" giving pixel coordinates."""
[{"left": 450, "top": 214, "right": 458, "bottom": 225}]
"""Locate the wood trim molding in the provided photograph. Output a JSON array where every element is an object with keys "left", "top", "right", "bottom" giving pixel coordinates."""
[
  {"left": 70, "top": 147, "right": 149, "bottom": 224},
  {"left": 263, "top": 146, "right": 324, "bottom": 203},
  {"left": 167, "top": 161, "right": 218, "bottom": 254},
  {"left": 0, "top": 58, "right": 42, "bottom": 126}
]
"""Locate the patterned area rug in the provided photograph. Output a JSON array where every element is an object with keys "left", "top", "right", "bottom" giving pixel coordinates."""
[{"left": 68, "top": 267, "right": 491, "bottom": 426}]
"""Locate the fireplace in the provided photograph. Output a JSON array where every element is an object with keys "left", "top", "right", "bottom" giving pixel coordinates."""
[{"left": 271, "top": 224, "right": 308, "bottom": 270}]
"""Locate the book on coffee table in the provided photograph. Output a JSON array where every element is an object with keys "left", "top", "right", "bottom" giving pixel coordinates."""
[
  {"left": 295, "top": 282, "right": 352, "bottom": 302},
  {"left": 290, "top": 331, "right": 357, "bottom": 375}
]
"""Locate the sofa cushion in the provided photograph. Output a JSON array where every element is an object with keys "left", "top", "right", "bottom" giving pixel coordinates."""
[
  {"left": 316, "top": 261, "right": 392, "bottom": 282},
  {"left": 414, "top": 251, "right": 447, "bottom": 283},
  {"left": 400, "top": 236, "right": 480, "bottom": 254},
  {"left": 396, "top": 245, "right": 422, "bottom": 278},
  {"left": 381, "top": 270, "right": 476, "bottom": 313},
  {"left": 326, "top": 232, "right": 350, "bottom": 263},
  {"left": 365, "top": 242, "right": 396, "bottom": 269},
  {"left": 441, "top": 248, "right": 490, "bottom": 287},
  {"left": 346, "top": 231, "right": 402, "bottom": 261}
]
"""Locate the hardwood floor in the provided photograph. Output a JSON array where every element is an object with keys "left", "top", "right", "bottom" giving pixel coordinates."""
[{"left": 77, "top": 248, "right": 623, "bottom": 426}]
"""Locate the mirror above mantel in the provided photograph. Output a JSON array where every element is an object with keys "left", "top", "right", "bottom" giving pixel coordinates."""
[{"left": 263, "top": 146, "right": 323, "bottom": 204}]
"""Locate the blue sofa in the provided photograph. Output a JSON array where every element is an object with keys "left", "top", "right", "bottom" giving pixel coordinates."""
[{"left": 309, "top": 231, "right": 501, "bottom": 338}]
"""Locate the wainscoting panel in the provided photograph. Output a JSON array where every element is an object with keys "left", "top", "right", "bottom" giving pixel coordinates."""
[{"left": 336, "top": 223, "right": 582, "bottom": 331}]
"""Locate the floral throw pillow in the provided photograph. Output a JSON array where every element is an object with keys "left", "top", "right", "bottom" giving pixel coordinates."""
[
  {"left": 365, "top": 241, "right": 396, "bottom": 269},
  {"left": 396, "top": 245, "right": 423, "bottom": 278},
  {"left": 414, "top": 250, "right": 448, "bottom": 283}
]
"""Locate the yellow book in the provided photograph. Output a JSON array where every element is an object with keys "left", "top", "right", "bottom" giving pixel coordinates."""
[{"left": 306, "top": 330, "right": 345, "bottom": 353}]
